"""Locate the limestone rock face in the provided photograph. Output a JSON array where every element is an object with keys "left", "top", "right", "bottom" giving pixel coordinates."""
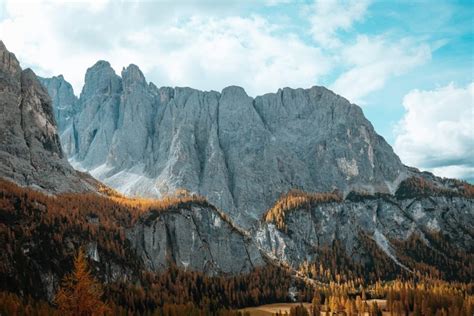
[
  {"left": 109, "top": 65, "right": 157, "bottom": 169},
  {"left": 128, "top": 205, "right": 265, "bottom": 275},
  {"left": 46, "top": 63, "right": 407, "bottom": 226},
  {"left": 0, "top": 41, "right": 95, "bottom": 193},
  {"left": 74, "top": 60, "right": 122, "bottom": 168},
  {"left": 38, "top": 75, "right": 79, "bottom": 156},
  {"left": 37, "top": 75, "right": 78, "bottom": 133}
]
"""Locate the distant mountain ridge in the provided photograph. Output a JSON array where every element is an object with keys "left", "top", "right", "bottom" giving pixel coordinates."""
[{"left": 41, "top": 60, "right": 415, "bottom": 226}]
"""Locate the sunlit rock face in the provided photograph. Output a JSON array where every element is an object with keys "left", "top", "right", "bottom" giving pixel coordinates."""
[
  {"left": 45, "top": 62, "right": 407, "bottom": 226},
  {"left": 0, "top": 41, "right": 95, "bottom": 193}
]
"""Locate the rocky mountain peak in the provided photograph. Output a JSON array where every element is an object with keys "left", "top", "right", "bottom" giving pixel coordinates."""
[
  {"left": 0, "top": 40, "right": 22, "bottom": 86},
  {"left": 47, "top": 74, "right": 67, "bottom": 84},
  {"left": 121, "top": 64, "right": 147, "bottom": 88},
  {"left": 81, "top": 60, "right": 121, "bottom": 98},
  {"left": 90, "top": 59, "right": 112, "bottom": 69},
  {"left": 221, "top": 85, "right": 248, "bottom": 99},
  {"left": 38, "top": 74, "right": 79, "bottom": 135}
]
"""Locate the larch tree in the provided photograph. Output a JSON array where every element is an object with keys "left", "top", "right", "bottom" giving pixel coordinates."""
[{"left": 55, "top": 248, "right": 109, "bottom": 316}]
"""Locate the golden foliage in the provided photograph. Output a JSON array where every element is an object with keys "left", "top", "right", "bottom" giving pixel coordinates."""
[
  {"left": 2, "top": 178, "right": 473, "bottom": 315},
  {"left": 107, "top": 189, "right": 208, "bottom": 215},
  {"left": 55, "top": 248, "right": 109, "bottom": 316},
  {"left": 97, "top": 184, "right": 123, "bottom": 198},
  {"left": 98, "top": 182, "right": 208, "bottom": 217},
  {"left": 264, "top": 190, "right": 342, "bottom": 231},
  {"left": 462, "top": 182, "right": 474, "bottom": 197}
]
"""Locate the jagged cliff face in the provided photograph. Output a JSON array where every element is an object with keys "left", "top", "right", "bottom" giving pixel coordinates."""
[
  {"left": 0, "top": 41, "right": 95, "bottom": 193},
  {"left": 46, "top": 62, "right": 407, "bottom": 225},
  {"left": 37, "top": 75, "right": 78, "bottom": 133},
  {"left": 38, "top": 75, "right": 79, "bottom": 157},
  {"left": 128, "top": 204, "right": 265, "bottom": 276}
]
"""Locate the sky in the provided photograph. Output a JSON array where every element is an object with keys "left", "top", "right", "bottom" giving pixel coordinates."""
[{"left": 0, "top": 0, "right": 473, "bottom": 182}]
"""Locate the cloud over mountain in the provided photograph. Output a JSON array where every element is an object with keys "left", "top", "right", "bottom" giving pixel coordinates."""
[{"left": 394, "top": 82, "right": 474, "bottom": 182}]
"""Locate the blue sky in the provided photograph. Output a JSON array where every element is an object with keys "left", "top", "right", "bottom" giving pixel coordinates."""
[{"left": 0, "top": 0, "right": 472, "bottom": 181}]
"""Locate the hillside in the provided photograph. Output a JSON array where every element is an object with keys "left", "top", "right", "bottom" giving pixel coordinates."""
[
  {"left": 0, "top": 178, "right": 298, "bottom": 314},
  {"left": 1, "top": 178, "right": 473, "bottom": 315},
  {"left": 258, "top": 177, "right": 474, "bottom": 282}
]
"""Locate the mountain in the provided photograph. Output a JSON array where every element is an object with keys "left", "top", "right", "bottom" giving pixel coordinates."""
[
  {"left": 44, "top": 61, "right": 413, "bottom": 226},
  {"left": 37, "top": 75, "right": 78, "bottom": 134},
  {"left": 1, "top": 41, "right": 473, "bottom": 313},
  {"left": 0, "top": 41, "right": 96, "bottom": 193},
  {"left": 0, "top": 42, "right": 267, "bottom": 301},
  {"left": 37, "top": 58, "right": 474, "bottom": 275}
]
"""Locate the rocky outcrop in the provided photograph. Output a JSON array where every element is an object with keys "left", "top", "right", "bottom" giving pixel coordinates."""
[
  {"left": 255, "top": 193, "right": 474, "bottom": 273},
  {"left": 73, "top": 60, "right": 123, "bottom": 168},
  {"left": 47, "top": 63, "right": 408, "bottom": 226},
  {"left": 128, "top": 204, "right": 265, "bottom": 276},
  {"left": 0, "top": 41, "right": 96, "bottom": 193}
]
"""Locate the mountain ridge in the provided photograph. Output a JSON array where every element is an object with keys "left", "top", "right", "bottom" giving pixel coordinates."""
[
  {"left": 42, "top": 60, "right": 413, "bottom": 226},
  {"left": 1, "top": 42, "right": 473, "bottom": 311}
]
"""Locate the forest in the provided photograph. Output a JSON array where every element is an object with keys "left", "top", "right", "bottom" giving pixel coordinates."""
[{"left": 0, "top": 178, "right": 473, "bottom": 315}]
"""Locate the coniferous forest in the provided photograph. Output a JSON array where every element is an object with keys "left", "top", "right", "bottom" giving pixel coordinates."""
[{"left": 1, "top": 179, "right": 473, "bottom": 315}]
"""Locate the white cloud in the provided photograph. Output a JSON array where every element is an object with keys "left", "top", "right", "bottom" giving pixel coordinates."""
[
  {"left": 394, "top": 82, "right": 474, "bottom": 181},
  {"left": 330, "top": 35, "right": 432, "bottom": 104},
  {"left": 0, "top": 0, "right": 330, "bottom": 97},
  {"left": 306, "top": 0, "right": 432, "bottom": 104},
  {"left": 0, "top": 0, "right": 434, "bottom": 103},
  {"left": 308, "top": 0, "right": 371, "bottom": 48},
  {"left": 265, "top": 0, "right": 291, "bottom": 6},
  {"left": 146, "top": 16, "right": 331, "bottom": 96},
  {"left": 428, "top": 166, "right": 474, "bottom": 182}
]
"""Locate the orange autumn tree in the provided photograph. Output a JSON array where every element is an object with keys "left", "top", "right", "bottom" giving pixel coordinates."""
[{"left": 55, "top": 248, "right": 109, "bottom": 316}]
